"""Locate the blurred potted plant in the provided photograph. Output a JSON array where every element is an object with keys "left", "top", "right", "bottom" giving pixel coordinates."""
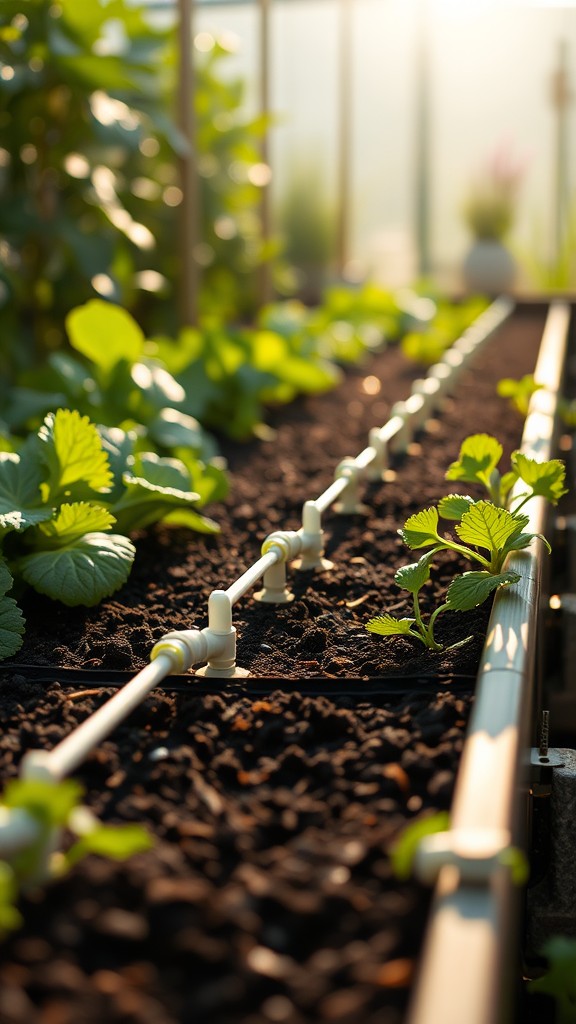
[{"left": 461, "top": 146, "right": 524, "bottom": 295}]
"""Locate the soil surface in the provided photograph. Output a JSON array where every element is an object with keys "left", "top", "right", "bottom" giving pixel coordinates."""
[{"left": 0, "top": 304, "right": 552, "bottom": 1024}]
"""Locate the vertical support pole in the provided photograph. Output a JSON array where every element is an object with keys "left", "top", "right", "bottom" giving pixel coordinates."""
[
  {"left": 415, "top": 0, "right": 431, "bottom": 278},
  {"left": 336, "top": 0, "right": 353, "bottom": 279},
  {"left": 178, "top": 0, "right": 200, "bottom": 326},
  {"left": 258, "top": 0, "right": 273, "bottom": 306},
  {"left": 551, "top": 38, "right": 571, "bottom": 269}
]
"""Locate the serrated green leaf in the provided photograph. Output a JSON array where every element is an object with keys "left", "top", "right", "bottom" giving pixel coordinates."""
[
  {"left": 456, "top": 501, "right": 529, "bottom": 554},
  {"left": 399, "top": 506, "right": 441, "bottom": 549},
  {"left": 111, "top": 473, "right": 202, "bottom": 534},
  {"left": 17, "top": 533, "right": 135, "bottom": 607},
  {"left": 507, "top": 531, "right": 552, "bottom": 554},
  {"left": 38, "top": 409, "right": 113, "bottom": 502},
  {"left": 0, "top": 560, "right": 14, "bottom": 597},
  {"left": 446, "top": 434, "right": 503, "bottom": 487},
  {"left": 445, "top": 570, "right": 521, "bottom": 611},
  {"left": 366, "top": 615, "right": 417, "bottom": 637},
  {"left": 66, "top": 823, "right": 153, "bottom": 869},
  {"left": 147, "top": 408, "right": 205, "bottom": 452},
  {"left": 438, "top": 494, "right": 475, "bottom": 521},
  {"left": 511, "top": 452, "right": 567, "bottom": 505},
  {"left": 37, "top": 503, "right": 115, "bottom": 547},
  {"left": 66, "top": 300, "right": 144, "bottom": 372},
  {"left": 394, "top": 558, "right": 433, "bottom": 595},
  {"left": 0, "top": 452, "right": 50, "bottom": 531},
  {"left": 0, "top": 594, "right": 26, "bottom": 659}
]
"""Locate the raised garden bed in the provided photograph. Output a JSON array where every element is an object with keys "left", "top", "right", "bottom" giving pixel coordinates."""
[{"left": 0, "top": 302, "right": 564, "bottom": 1024}]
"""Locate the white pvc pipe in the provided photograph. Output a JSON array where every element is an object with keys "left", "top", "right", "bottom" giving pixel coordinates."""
[
  {"left": 225, "top": 549, "right": 280, "bottom": 605},
  {"left": 22, "top": 653, "right": 176, "bottom": 782},
  {"left": 315, "top": 475, "right": 349, "bottom": 513}
]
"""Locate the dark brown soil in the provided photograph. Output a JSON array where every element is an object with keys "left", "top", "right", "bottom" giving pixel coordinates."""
[{"left": 0, "top": 304, "right": 551, "bottom": 1024}]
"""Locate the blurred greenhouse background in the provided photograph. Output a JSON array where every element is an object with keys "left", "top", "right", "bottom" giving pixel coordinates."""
[{"left": 0, "top": 0, "right": 575, "bottom": 361}]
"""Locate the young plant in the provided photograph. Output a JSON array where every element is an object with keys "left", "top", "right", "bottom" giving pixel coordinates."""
[
  {"left": 366, "top": 554, "right": 519, "bottom": 652},
  {"left": 0, "top": 407, "right": 220, "bottom": 660},
  {"left": 528, "top": 936, "right": 576, "bottom": 1024},
  {"left": 497, "top": 374, "right": 542, "bottom": 416},
  {"left": 445, "top": 433, "right": 567, "bottom": 512},
  {"left": 0, "top": 776, "right": 152, "bottom": 938}
]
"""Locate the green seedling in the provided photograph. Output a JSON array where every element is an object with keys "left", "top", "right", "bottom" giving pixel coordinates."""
[
  {"left": 0, "top": 776, "right": 152, "bottom": 938},
  {"left": 0, "top": 407, "right": 221, "bottom": 660},
  {"left": 497, "top": 374, "right": 543, "bottom": 416},
  {"left": 529, "top": 936, "right": 576, "bottom": 1024},
  {"left": 445, "top": 433, "right": 566, "bottom": 512},
  {"left": 367, "top": 434, "right": 566, "bottom": 653},
  {"left": 367, "top": 554, "right": 520, "bottom": 652}
]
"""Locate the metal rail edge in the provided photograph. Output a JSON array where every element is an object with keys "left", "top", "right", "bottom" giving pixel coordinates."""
[{"left": 406, "top": 301, "right": 572, "bottom": 1024}]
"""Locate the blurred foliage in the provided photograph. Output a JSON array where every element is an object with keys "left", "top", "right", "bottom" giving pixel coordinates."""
[
  {"left": 276, "top": 163, "right": 336, "bottom": 303},
  {"left": 0, "top": 1, "right": 272, "bottom": 379}
]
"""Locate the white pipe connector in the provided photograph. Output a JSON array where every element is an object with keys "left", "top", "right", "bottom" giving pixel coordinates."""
[
  {"left": 390, "top": 401, "right": 412, "bottom": 454},
  {"left": 255, "top": 530, "right": 302, "bottom": 603},
  {"left": 366, "top": 427, "right": 389, "bottom": 480},
  {"left": 0, "top": 805, "right": 42, "bottom": 859},
  {"left": 292, "top": 500, "right": 334, "bottom": 571},
  {"left": 194, "top": 589, "right": 248, "bottom": 678},
  {"left": 414, "top": 827, "right": 513, "bottom": 886},
  {"left": 334, "top": 457, "right": 370, "bottom": 515},
  {"left": 411, "top": 377, "right": 442, "bottom": 426}
]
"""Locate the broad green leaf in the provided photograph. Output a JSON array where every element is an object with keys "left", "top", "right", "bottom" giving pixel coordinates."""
[
  {"left": 130, "top": 362, "right": 185, "bottom": 410},
  {"left": 3, "top": 778, "right": 83, "bottom": 828},
  {"left": 506, "top": 531, "right": 551, "bottom": 554},
  {"left": 147, "top": 408, "right": 206, "bottom": 453},
  {"left": 175, "top": 451, "right": 229, "bottom": 506},
  {"left": 111, "top": 475, "right": 202, "bottom": 534},
  {"left": 438, "top": 494, "right": 475, "bottom": 521},
  {"left": 37, "top": 503, "right": 115, "bottom": 547},
  {"left": 446, "top": 434, "right": 503, "bottom": 487},
  {"left": 511, "top": 452, "right": 567, "bottom": 505},
  {"left": 0, "top": 594, "right": 25, "bottom": 660},
  {"left": 366, "top": 615, "right": 417, "bottom": 637},
  {"left": 38, "top": 409, "right": 113, "bottom": 501},
  {"left": 0, "top": 453, "right": 50, "bottom": 531},
  {"left": 390, "top": 812, "right": 450, "bottom": 881},
  {"left": 394, "top": 558, "right": 433, "bottom": 595},
  {"left": 0, "top": 560, "right": 14, "bottom": 597},
  {"left": 400, "top": 507, "right": 441, "bottom": 549},
  {"left": 66, "top": 300, "right": 144, "bottom": 372},
  {"left": 278, "top": 356, "right": 340, "bottom": 393},
  {"left": 131, "top": 453, "right": 192, "bottom": 492},
  {"left": 161, "top": 508, "right": 220, "bottom": 534},
  {"left": 97, "top": 426, "right": 136, "bottom": 503},
  {"left": 66, "top": 823, "right": 153, "bottom": 868},
  {"left": 18, "top": 533, "right": 135, "bottom": 607},
  {"left": 456, "top": 501, "right": 529, "bottom": 554},
  {"left": 445, "top": 570, "right": 521, "bottom": 612}
]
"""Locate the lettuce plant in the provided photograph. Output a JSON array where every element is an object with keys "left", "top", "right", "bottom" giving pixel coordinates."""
[
  {"left": 0, "top": 776, "right": 152, "bottom": 938},
  {"left": 0, "top": 407, "right": 219, "bottom": 659}
]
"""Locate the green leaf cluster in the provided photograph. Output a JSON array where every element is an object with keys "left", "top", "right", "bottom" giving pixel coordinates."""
[
  {"left": 529, "top": 936, "right": 576, "bottom": 1024},
  {"left": 0, "top": 407, "right": 220, "bottom": 659},
  {"left": 0, "top": 775, "right": 152, "bottom": 938},
  {"left": 497, "top": 374, "right": 543, "bottom": 416},
  {"left": 366, "top": 434, "right": 565, "bottom": 651},
  {"left": 400, "top": 296, "right": 489, "bottom": 364}
]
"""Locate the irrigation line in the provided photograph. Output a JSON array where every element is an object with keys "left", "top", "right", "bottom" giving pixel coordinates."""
[
  {"left": 7, "top": 297, "right": 513, "bottom": 847},
  {"left": 407, "top": 301, "right": 572, "bottom": 1024}
]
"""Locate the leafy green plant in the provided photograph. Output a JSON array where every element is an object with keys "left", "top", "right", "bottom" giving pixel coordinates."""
[
  {"left": 390, "top": 812, "right": 450, "bottom": 880},
  {"left": 0, "top": 407, "right": 218, "bottom": 659},
  {"left": 367, "top": 556, "right": 520, "bottom": 652},
  {"left": 0, "top": 775, "right": 152, "bottom": 938},
  {"left": 366, "top": 434, "right": 566, "bottom": 652},
  {"left": 400, "top": 295, "right": 488, "bottom": 364},
  {"left": 529, "top": 936, "right": 576, "bottom": 1024},
  {"left": 445, "top": 433, "right": 566, "bottom": 512},
  {"left": 497, "top": 374, "right": 543, "bottom": 416}
]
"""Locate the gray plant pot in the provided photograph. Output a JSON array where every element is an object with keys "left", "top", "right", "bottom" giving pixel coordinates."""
[{"left": 462, "top": 239, "right": 516, "bottom": 295}]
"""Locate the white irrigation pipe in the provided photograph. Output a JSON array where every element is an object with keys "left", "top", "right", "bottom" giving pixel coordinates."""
[
  {"left": 407, "top": 301, "right": 572, "bottom": 1024},
  {"left": 2, "top": 296, "right": 514, "bottom": 861}
]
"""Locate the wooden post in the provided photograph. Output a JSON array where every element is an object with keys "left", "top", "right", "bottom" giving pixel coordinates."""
[
  {"left": 177, "top": 0, "right": 200, "bottom": 326},
  {"left": 415, "top": 0, "right": 431, "bottom": 278},
  {"left": 258, "top": 0, "right": 273, "bottom": 306},
  {"left": 336, "top": 0, "right": 353, "bottom": 279},
  {"left": 551, "top": 38, "right": 571, "bottom": 267}
]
